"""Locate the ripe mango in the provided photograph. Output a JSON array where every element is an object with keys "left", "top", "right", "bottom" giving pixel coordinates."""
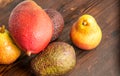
[{"left": 9, "top": 1, "right": 53, "bottom": 56}]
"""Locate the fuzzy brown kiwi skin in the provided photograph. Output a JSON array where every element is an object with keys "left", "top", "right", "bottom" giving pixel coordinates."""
[
  {"left": 45, "top": 9, "right": 64, "bottom": 42},
  {"left": 31, "top": 42, "right": 76, "bottom": 76}
]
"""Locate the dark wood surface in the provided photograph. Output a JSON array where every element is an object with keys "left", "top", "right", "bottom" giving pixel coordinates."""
[{"left": 0, "top": 0, "right": 120, "bottom": 76}]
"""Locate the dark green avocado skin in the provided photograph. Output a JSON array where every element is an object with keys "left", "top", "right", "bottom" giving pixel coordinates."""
[{"left": 31, "top": 42, "right": 76, "bottom": 76}]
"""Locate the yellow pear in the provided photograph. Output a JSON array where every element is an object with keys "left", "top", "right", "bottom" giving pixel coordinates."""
[
  {"left": 70, "top": 14, "right": 102, "bottom": 50},
  {"left": 0, "top": 25, "right": 21, "bottom": 64}
]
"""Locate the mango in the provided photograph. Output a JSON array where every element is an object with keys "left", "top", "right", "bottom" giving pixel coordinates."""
[{"left": 9, "top": 0, "right": 53, "bottom": 56}]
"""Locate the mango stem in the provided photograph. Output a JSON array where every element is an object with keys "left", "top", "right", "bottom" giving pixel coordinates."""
[
  {"left": 26, "top": 51, "right": 31, "bottom": 56},
  {"left": 0, "top": 25, "right": 5, "bottom": 33}
]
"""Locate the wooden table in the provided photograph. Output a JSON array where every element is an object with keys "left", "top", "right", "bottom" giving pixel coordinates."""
[{"left": 0, "top": 0, "right": 120, "bottom": 76}]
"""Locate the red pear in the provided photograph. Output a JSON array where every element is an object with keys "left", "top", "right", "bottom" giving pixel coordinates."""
[{"left": 9, "top": 1, "right": 53, "bottom": 56}]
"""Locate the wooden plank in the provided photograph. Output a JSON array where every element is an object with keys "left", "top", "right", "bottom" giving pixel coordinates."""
[{"left": 0, "top": 0, "right": 120, "bottom": 76}]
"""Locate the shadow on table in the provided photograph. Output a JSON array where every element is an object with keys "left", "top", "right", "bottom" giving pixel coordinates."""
[{"left": 118, "top": 2, "right": 120, "bottom": 75}]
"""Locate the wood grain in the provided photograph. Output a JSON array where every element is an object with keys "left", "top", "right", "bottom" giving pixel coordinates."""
[{"left": 0, "top": 0, "right": 120, "bottom": 76}]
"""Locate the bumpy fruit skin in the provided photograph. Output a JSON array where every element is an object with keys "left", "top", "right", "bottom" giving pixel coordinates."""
[
  {"left": 45, "top": 9, "right": 64, "bottom": 41},
  {"left": 70, "top": 14, "right": 102, "bottom": 50},
  {"left": 31, "top": 42, "right": 76, "bottom": 76},
  {"left": 9, "top": 1, "right": 53, "bottom": 55},
  {"left": 0, "top": 26, "right": 21, "bottom": 64}
]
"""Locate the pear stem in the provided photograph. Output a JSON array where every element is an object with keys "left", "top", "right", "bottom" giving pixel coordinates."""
[
  {"left": 26, "top": 51, "right": 31, "bottom": 56},
  {"left": 82, "top": 21, "right": 88, "bottom": 26},
  {"left": 0, "top": 25, "right": 5, "bottom": 33}
]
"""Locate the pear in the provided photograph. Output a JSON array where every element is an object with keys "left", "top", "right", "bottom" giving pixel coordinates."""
[
  {"left": 9, "top": 0, "right": 53, "bottom": 56},
  {"left": 70, "top": 14, "right": 102, "bottom": 50},
  {"left": 0, "top": 25, "right": 21, "bottom": 64}
]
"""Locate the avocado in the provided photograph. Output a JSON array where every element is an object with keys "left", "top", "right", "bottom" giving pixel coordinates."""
[
  {"left": 31, "top": 42, "right": 76, "bottom": 76},
  {"left": 45, "top": 9, "right": 64, "bottom": 41}
]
